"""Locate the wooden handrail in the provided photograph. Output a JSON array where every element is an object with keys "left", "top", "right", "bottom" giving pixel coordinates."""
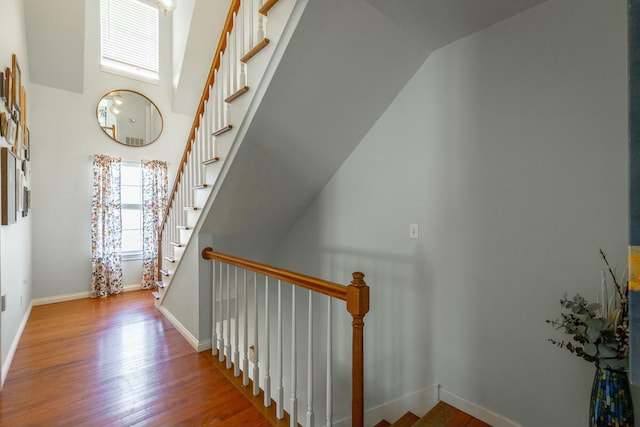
[
  {"left": 157, "top": 0, "right": 242, "bottom": 281},
  {"left": 202, "top": 247, "right": 349, "bottom": 300},
  {"left": 202, "top": 247, "right": 369, "bottom": 427}
]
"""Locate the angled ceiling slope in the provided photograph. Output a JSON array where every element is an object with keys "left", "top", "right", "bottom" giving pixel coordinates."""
[
  {"left": 24, "top": 0, "right": 85, "bottom": 93},
  {"left": 366, "top": 0, "right": 548, "bottom": 51},
  {"left": 202, "top": 0, "right": 550, "bottom": 261}
]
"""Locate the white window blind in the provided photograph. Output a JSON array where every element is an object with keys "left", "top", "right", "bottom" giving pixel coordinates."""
[{"left": 100, "top": 0, "right": 159, "bottom": 83}]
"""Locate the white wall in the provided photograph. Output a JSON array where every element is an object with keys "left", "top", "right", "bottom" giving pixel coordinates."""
[
  {"left": 0, "top": 0, "right": 33, "bottom": 377},
  {"left": 272, "top": 1, "right": 632, "bottom": 425},
  {"left": 29, "top": 0, "right": 193, "bottom": 299}
]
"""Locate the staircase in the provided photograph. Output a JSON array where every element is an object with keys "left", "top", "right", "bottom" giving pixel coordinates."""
[
  {"left": 153, "top": 0, "right": 303, "bottom": 303},
  {"left": 375, "top": 402, "right": 491, "bottom": 427},
  {"left": 150, "top": 0, "right": 459, "bottom": 425}
]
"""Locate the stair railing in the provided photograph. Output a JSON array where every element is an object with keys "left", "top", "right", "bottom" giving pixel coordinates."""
[
  {"left": 202, "top": 247, "right": 370, "bottom": 427},
  {"left": 156, "top": 0, "right": 275, "bottom": 294}
]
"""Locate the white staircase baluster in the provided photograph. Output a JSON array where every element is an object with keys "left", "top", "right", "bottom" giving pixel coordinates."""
[
  {"left": 178, "top": 176, "right": 184, "bottom": 224},
  {"left": 217, "top": 53, "right": 223, "bottom": 129},
  {"left": 218, "top": 261, "right": 224, "bottom": 362},
  {"left": 206, "top": 91, "right": 212, "bottom": 160},
  {"left": 224, "top": 37, "right": 231, "bottom": 125},
  {"left": 290, "top": 285, "right": 298, "bottom": 427},
  {"left": 307, "top": 291, "right": 314, "bottom": 427},
  {"left": 264, "top": 275, "right": 271, "bottom": 406},
  {"left": 185, "top": 155, "right": 190, "bottom": 207},
  {"left": 277, "top": 280, "right": 284, "bottom": 419},
  {"left": 249, "top": 0, "right": 254, "bottom": 48},
  {"left": 326, "top": 297, "right": 332, "bottom": 427},
  {"left": 231, "top": 14, "right": 237, "bottom": 95},
  {"left": 234, "top": 267, "right": 240, "bottom": 377},
  {"left": 257, "top": 0, "right": 265, "bottom": 40},
  {"left": 253, "top": 272, "right": 260, "bottom": 396},
  {"left": 238, "top": 1, "right": 246, "bottom": 87},
  {"left": 212, "top": 260, "right": 218, "bottom": 356},
  {"left": 197, "top": 117, "right": 203, "bottom": 183},
  {"left": 243, "top": 269, "right": 249, "bottom": 386},
  {"left": 194, "top": 123, "right": 199, "bottom": 185},
  {"left": 226, "top": 264, "right": 232, "bottom": 369},
  {"left": 213, "top": 68, "right": 219, "bottom": 131},
  {"left": 202, "top": 97, "right": 209, "bottom": 161}
]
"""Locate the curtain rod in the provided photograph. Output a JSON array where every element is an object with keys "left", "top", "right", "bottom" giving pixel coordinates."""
[{"left": 89, "top": 155, "right": 169, "bottom": 165}]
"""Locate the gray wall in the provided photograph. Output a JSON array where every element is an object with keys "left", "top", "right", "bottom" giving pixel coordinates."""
[{"left": 271, "top": 1, "right": 632, "bottom": 425}]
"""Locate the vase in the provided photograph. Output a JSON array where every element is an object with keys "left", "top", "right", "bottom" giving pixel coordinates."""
[{"left": 589, "top": 366, "right": 635, "bottom": 427}]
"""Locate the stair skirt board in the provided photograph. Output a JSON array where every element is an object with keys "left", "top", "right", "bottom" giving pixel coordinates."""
[
  {"left": 334, "top": 386, "right": 438, "bottom": 427},
  {"left": 31, "top": 283, "right": 143, "bottom": 306},
  {"left": 438, "top": 387, "right": 521, "bottom": 427},
  {"left": 157, "top": 305, "right": 212, "bottom": 352},
  {"left": 334, "top": 386, "right": 519, "bottom": 427}
]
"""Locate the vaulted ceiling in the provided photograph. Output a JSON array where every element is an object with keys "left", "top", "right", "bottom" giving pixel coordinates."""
[{"left": 21, "top": 0, "right": 546, "bottom": 118}]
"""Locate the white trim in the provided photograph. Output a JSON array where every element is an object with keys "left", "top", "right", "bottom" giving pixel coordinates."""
[
  {"left": 157, "top": 305, "right": 211, "bottom": 352},
  {"left": 32, "top": 284, "right": 142, "bottom": 306},
  {"left": 438, "top": 386, "right": 522, "bottom": 427},
  {"left": 2, "top": 302, "right": 32, "bottom": 389},
  {"left": 334, "top": 385, "right": 439, "bottom": 427}
]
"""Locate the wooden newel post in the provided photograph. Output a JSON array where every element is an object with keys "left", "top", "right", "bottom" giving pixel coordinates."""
[{"left": 346, "top": 272, "right": 369, "bottom": 427}]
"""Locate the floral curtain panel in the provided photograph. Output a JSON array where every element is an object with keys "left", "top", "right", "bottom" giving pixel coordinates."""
[
  {"left": 141, "top": 160, "right": 168, "bottom": 289},
  {"left": 91, "top": 154, "right": 123, "bottom": 298}
]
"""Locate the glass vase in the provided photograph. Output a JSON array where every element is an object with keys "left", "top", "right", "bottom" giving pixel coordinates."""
[{"left": 589, "top": 366, "right": 634, "bottom": 427}]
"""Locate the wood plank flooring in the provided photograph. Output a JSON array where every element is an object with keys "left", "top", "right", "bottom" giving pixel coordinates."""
[{"left": 0, "top": 290, "right": 273, "bottom": 427}]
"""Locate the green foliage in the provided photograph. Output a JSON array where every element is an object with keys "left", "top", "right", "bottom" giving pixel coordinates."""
[{"left": 546, "top": 250, "right": 629, "bottom": 371}]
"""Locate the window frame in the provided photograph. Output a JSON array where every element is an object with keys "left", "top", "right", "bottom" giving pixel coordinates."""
[
  {"left": 120, "top": 161, "right": 143, "bottom": 261},
  {"left": 99, "top": 0, "right": 160, "bottom": 84}
]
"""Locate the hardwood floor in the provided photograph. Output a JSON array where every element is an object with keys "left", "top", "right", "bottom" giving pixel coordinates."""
[{"left": 0, "top": 290, "right": 273, "bottom": 427}]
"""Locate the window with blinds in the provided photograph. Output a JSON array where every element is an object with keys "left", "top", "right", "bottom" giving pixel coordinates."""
[{"left": 100, "top": 0, "right": 159, "bottom": 83}]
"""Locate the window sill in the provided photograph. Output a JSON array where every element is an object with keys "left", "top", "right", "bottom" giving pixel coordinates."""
[
  {"left": 100, "top": 64, "right": 159, "bottom": 85},
  {"left": 122, "top": 252, "right": 143, "bottom": 262}
]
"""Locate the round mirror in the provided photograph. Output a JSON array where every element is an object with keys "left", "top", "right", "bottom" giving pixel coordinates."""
[{"left": 96, "top": 89, "right": 163, "bottom": 147}]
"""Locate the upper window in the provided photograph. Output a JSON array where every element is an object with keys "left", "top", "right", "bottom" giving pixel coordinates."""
[{"left": 100, "top": 0, "right": 159, "bottom": 84}]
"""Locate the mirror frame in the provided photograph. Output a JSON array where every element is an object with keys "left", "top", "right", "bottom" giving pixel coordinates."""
[{"left": 96, "top": 89, "right": 164, "bottom": 147}]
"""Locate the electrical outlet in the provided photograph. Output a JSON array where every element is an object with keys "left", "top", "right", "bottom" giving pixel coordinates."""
[{"left": 409, "top": 224, "right": 419, "bottom": 239}]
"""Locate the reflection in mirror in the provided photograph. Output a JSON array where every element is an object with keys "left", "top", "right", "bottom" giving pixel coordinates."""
[{"left": 97, "top": 89, "right": 163, "bottom": 146}]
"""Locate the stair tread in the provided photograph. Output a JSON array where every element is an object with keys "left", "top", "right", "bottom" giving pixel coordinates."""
[
  {"left": 176, "top": 225, "right": 191, "bottom": 230},
  {"left": 225, "top": 85, "right": 249, "bottom": 103},
  {"left": 258, "top": 0, "right": 278, "bottom": 15},
  {"left": 390, "top": 412, "right": 420, "bottom": 427},
  {"left": 159, "top": 269, "right": 170, "bottom": 276},
  {"left": 193, "top": 184, "right": 208, "bottom": 189},
  {"left": 184, "top": 206, "right": 199, "bottom": 211},
  {"left": 202, "top": 157, "right": 220, "bottom": 165},
  {"left": 240, "top": 38, "right": 270, "bottom": 63},
  {"left": 169, "top": 242, "right": 184, "bottom": 247},
  {"left": 151, "top": 291, "right": 160, "bottom": 300},
  {"left": 374, "top": 420, "right": 391, "bottom": 427},
  {"left": 164, "top": 256, "right": 176, "bottom": 263},
  {"left": 156, "top": 281, "right": 166, "bottom": 288},
  {"left": 212, "top": 124, "right": 233, "bottom": 136},
  {"left": 414, "top": 402, "right": 491, "bottom": 427}
]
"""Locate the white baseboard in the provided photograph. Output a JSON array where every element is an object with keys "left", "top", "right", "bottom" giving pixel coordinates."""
[
  {"left": 157, "top": 305, "right": 210, "bottom": 352},
  {"left": 438, "top": 386, "right": 522, "bottom": 427},
  {"left": 2, "top": 302, "right": 32, "bottom": 389},
  {"left": 334, "top": 385, "right": 439, "bottom": 427},
  {"left": 31, "top": 284, "right": 142, "bottom": 306}
]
